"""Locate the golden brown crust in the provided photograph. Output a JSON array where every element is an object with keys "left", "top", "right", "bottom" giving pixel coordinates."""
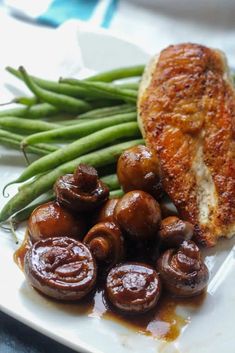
[{"left": 139, "top": 43, "right": 235, "bottom": 247}]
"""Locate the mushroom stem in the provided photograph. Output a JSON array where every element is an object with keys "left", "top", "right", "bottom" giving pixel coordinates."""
[{"left": 89, "top": 237, "right": 110, "bottom": 261}]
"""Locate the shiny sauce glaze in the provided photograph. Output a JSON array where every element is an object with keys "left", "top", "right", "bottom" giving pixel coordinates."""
[{"left": 14, "top": 233, "right": 206, "bottom": 342}]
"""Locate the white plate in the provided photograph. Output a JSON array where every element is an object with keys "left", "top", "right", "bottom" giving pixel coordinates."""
[{"left": 0, "top": 20, "right": 235, "bottom": 353}]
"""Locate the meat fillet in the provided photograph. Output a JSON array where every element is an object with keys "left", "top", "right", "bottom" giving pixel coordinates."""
[{"left": 138, "top": 43, "right": 235, "bottom": 247}]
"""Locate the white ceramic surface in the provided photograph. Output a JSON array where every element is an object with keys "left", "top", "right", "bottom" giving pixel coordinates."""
[{"left": 0, "top": 21, "right": 234, "bottom": 353}]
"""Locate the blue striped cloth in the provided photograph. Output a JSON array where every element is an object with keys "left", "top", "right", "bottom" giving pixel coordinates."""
[
  {"left": 3, "top": 0, "right": 235, "bottom": 68},
  {"left": 5, "top": 0, "right": 119, "bottom": 28}
]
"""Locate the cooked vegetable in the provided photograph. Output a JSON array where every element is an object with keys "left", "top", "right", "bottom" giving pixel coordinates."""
[
  {"left": 114, "top": 190, "right": 161, "bottom": 240},
  {"left": 83, "top": 221, "right": 124, "bottom": 265},
  {"left": 0, "top": 139, "right": 143, "bottom": 222},
  {"left": 0, "top": 117, "right": 60, "bottom": 134},
  {"left": 24, "top": 237, "right": 97, "bottom": 300},
  {"left": 6, "top": 122, "right": 140, "bottom": 187},
  {"left": 0, "top": 129, "right": 58, "bottom": 155},
  {"left": 54, "top": 164, "right": 109, "bottom": 213},
  {"left": 22, "top": 112, "right": 137, "bottom": 145},
  {"left": 19, "top": 66, "right": 92, "bottom": 113},
  {"left": 11, "top": 192, "right": 55, "bottom": 227},
  {"left": 106, "top": 263, "right": 161, "bottom": 313},
  {"left": 85, "top": 65, "right": 144, "bottom": 82},
  {"left": 60, "top": 78, "right": 137, "bottom": 104},
  {"left": 157, "top": 240, "right": 209, "bottom": 297},
  {"left": 0, "top": 63, "right": 142, "bottom": 225},
  {"left": 28, "top": 201, "right": 87, "bottom": 242},
  {"left": 0, "top": 103, "right": 59, "bottom": 119},
  {"left": 77, "top": 103, "right": 136, "bottom": 120}
]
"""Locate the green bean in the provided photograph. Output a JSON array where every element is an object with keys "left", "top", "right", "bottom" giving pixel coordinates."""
[
  {"left": 6, "top": 67, "right": 101, "bottom": 99},
  {"left": 117, "top": 82, "right": 139, "bottom": 90},
  {"left": 19, "top": 67, "right": 92, "bottom": 113},
  {"left": 5, "top": 122, "right": 138, "bottom": 186},
  {"left": 0, "top": 117, "right": 60, "bottom": 134},
  {"left": 0, "top": 139, "right": 144, "bottom": 222},
  {"left": 86, "top": 65, "right": 145, "bottom": 82},
  {"left": 110, "top": 189, "right": 124, "bottom": 198},
  {"left": 0, "top": 137, "right": 52, "bottom": 156},
  {"left": 101, "top": 174, "right": 119, "bottom": 190},
  {"left": 7, "top": 65, "right": 143, "bottom": 95},
  {"left": 11, "top": 192, "right": 55, "bottom": 227},
  {"left": 0, "top": 103, "right": 59, "bottom": 119},
  {"left": 60, "top": 78, "right": 137, "bottom": 104},
  {"left": 0, "top": 129, "right": 58, "bottom": 153},
  {"left": 61, "top": 105, "right": 137, "bottom": 125},
  {"left": 59, "top": 119, "right": 91, "bottom": 126},
  {"left": 78, "top": 103, "right": 136, "bottom": 119},
  {"left": 14, "top": 96, "right": 38, "bottom": 106},
  {"left": 22, "top": 112, "right": 137, "bottom": 145}
]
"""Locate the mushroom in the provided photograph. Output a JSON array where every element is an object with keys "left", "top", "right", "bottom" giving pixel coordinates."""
[
  {"left": 54, "top": 164, "right": 109, "bottom": 213},
  {"left": 92, "top": 198, "right": 120, "bottom": 224},
  {"left": 157, "top": 240, "right": 209, "bottom": 297},
  {"left": 114, "top": 190, "right": 161, "bottom": 240},
  {"left": 159, "top": 199, "right": 178, "bottom": 218},
  {"left": 117, "top": 145, "right": 163, "bottom": 200},
  {"left": 159, "top": 216, "right": 194, "bottom": 248},
  {"left": 24, "top": 237, "right": 97, "bottom": 301},
  {"left": 106, "top": 262, "right": 161, "bottom": 313},
  {"left": 28, "top": 201, "right": 87, "bottom": 243},
  {"left": 83, "top": 221, "right": 124, "bottom": 266}
]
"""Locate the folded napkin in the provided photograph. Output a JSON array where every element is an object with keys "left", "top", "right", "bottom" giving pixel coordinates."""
[{"left": 3, "top": 0, "right": 235, "bottom": 67}]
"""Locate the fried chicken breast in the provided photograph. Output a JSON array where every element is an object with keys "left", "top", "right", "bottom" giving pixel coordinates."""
[{"left": 138, "top": 43, "right": 235, "bottom": 247}]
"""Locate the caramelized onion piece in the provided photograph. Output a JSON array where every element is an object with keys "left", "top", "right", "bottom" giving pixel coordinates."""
[
  {"left": 28, "top": 201, "right": 87, "bottom": 243},
  {"left": 83, "top": 221, "right": 124, "bottom": 265},
  {"left": 114, "top": 190, "right": 161, "bottom": 240},
  {"left": 24, "top": 237, "right": 97, "bottom": 300},
  {"left": 106, "top": 262, "right": 161, "bottom": 313},
  {"left": 117, "top": 145, "right": 163, "bottom": 200},
  {"left": 157, "top": 240, "right": 209, "bottom": 297},
  {"left": 54, "top": 164, "right": 109, "bottom": 213},
  {"left": 159, "top": 216, "right": 194, "bottom": 248}
]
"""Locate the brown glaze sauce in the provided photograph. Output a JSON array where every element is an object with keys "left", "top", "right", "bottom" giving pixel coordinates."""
[{"left": 14, "top": 233, "right": 206, "bottom": 342}]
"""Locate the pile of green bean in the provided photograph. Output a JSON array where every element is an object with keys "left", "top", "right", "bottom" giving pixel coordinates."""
[{"left": 0, "top": 64, "right": 145, "bottom": 226}]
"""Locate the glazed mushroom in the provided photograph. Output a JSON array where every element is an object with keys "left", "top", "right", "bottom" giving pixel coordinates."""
[
  {"left": 157, "top": 240, "right": 209, "bottom": 297},
  {"left": 159, "top": 200, "right": 178, "bottom": 218},
  {"left": 24, "top": 237, "right": 97, "bottom": 300},
  {"left": 92, "top": 198, "right": 120, "bottom": 224},
  {"left": 28, "top": 201, "right": 87, "bottom": 243},
  {"left": 114, "top": 190, "right": 161, "bottom": 240},
  {"left": 106, "top": 262, "right": 161, "bottom": 313},
  {"left": 117, "top": 145, "right": 163, "bottom": 200},
  {"left": 159, "top": 216, "right": 194, "bottom": 248},
  {"left": 54, "top": 164, "right": 109, "bottom": 213},
  {"left": 83, "top": 221, "right": 124, "bottom": 266}
]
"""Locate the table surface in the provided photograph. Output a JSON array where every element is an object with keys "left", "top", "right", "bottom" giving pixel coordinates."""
[{"left": 0, "top": 311, "right": 78, "bottom": 353}]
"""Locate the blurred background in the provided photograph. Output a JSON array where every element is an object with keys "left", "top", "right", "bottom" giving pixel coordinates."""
[{"left": 0, "top": 0, "right": 235, "bottom": 66}]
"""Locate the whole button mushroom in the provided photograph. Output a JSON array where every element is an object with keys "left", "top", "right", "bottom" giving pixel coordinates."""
[
  {"left": 24, "top": 237, "right": 97, "bottom": 301},
  {"left": 83, "top": 221, "right": 124, "bottom": 266},
  {"left": 54, "top": 164, "right": 109, "bottom": 213},
  {"left": 114, "top": 190, "right": 161, "bottom": 240},
  {"left": 157, "top": 240, "right": 209, "bottom": 297},
  {"left": 159, "top": 216, "right": 194, "bottom": 248},
  {"left": 106, "top": 262, "right": 161, "bottom": 313},
  {"left": 117, "top": 145, "right": 163, "bottom": 200},
  {"left": 92, "top": 198, "right": 120, "bottom": 224},
  {"left": 28, "top": 201, "right": 87, "bottom": 243}
]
